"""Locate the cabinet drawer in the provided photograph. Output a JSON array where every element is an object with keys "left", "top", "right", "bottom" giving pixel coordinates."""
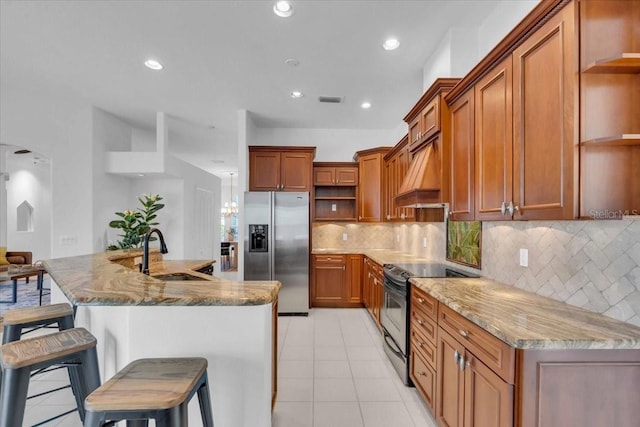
[
  {"left": 411, "top": 328, "right": 437, "bottom": 368},
  {"left": 410, "top": 348, "right": 436, "bottom": 414},
  {"left": 314, "top": 255, "right": 346, "bottom": 264},
  {"left": 439, "top": 305, "right": 515, "bottom": 384},
  {"left": 410, "top": 307, "right": 437, "bottom": 345},
  {"left": 411, "top": 287, "right": 438, "bottom": 319}
]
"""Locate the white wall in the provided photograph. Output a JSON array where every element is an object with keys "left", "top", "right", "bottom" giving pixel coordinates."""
[
  {"left": 253, "top": 127, "right": 402, "bottom": 162},
  {"left": 4, "top": 154, "right": 52, "bottom": 261},
  {"left": 92, "top": 108, "right": 134, "bottom": 252},
  {"left": 477, "top": 0, "right": 540, "bottom": 58}
]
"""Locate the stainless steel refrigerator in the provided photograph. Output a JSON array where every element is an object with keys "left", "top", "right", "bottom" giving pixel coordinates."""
[{"left": 244, "top": 192, "right": 309, "bottom": 315}]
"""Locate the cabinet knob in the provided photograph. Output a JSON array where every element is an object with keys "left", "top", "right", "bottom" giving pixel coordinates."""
[
  {"left": 507, "top": 201, "right": 515, "bottom": 216},
  {"left": 417, "top": 319, "right": 424, "bottom": 325},
  {"left": 418, "top": 341, "right": 424, "bottom": 348},
  {"left": 343, "top": 265, "right": 345, "bottom": 271},
  {"left": 453, "top": 350, "right": 460, "bottom": 364},
  {"left": 417, "top": 371, "right": 426, "bottom": 377},
  {"left": 417, "top": 297, "right": 425, "bottom": 304},
  {"left": 500, "top": 201, "right": 507, "bottom": 215},
  {"left": 458, "top": 329, "right": 469, "bottom": 338},
  {"left": 359, "top": 216, "right": 362, "bottom": 220}
]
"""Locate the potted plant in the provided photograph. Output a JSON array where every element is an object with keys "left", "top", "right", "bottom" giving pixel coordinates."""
[{"left": 107, "top": 194, "right": 164, "bottom": 250}]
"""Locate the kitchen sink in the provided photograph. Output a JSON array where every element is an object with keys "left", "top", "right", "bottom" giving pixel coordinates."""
[{"left": 151, "top": 272, "right": 206, "bottom": 281}]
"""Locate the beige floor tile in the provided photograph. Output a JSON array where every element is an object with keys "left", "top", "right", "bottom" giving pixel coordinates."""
[
  {"left": 314, "top": 360, "right": 352, "bottom": 378},
  {"left": 278, "top": 378, "right": 314, "bottom": 402},
  {"left": 272, "top": 401, "right": 313, "bottom": 427},
  {"left": 279, "top": 360, "right": 314, "bottom": 378},
  {"left": 360, "top": 401, "right": 415, "bottom": 427},
  {"left": 354, "top": 378, "right": 402, "bottom": 402},
  {"left": 314, "top": 402, "right": 364, "bottom": 427},
  {"left": 280, "top": 345, "right": 314, "bottom": 361},
  {"left": 314, "top": 378, "right": 357, "bottom": 402},
  {"left": 350, "top": 360, "right": 391, "bottom": 378},
  {"left": 314, "top": 345, "right": 348, "bottom": 361}
]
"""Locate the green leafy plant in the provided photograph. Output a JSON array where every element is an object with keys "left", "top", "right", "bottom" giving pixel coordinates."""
[
  {"left": 107, "top": 194, "right": 164, "bottom": 250},
  {"left": 447, "top": 220, "right": 481, "bottom": 268}
]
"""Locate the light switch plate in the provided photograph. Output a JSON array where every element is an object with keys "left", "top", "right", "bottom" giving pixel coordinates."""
[
  {"left": 519, "top": 248, "right": 528, "bottom": 267},
  {"left": 331, "top": 203, "right": 337, "bottom": 212},
  {"left": 342, "top": 233, "right": 348, "bottom": 241}
]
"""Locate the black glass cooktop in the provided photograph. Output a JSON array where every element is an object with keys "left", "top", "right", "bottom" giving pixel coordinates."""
[{"left": 385, "top": 262, "right": 479, "bottom": 279}]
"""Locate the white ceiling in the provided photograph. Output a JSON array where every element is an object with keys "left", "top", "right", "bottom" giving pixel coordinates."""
[{"left": 0, "top": 0, "right": 502, "bottom": 177}]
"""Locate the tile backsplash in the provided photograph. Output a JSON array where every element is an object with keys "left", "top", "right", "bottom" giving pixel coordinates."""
[{"left": 313, "top": 218, "right": 640, "bottom": 327}]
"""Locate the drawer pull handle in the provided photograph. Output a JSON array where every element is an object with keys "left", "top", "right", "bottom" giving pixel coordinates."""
[
  {"left": 418, "top": 341, "right": 424, "bottom": 348},
  {"left": 459, "top": 355, "right": 466, "bottom": 371},
  {"left": 458, "top": 329, "right": 469, "bottom": 338},
  {"left": 417, "top": 297, "right": 425, "bottom": 304},
  {"left": 453, "top": 350, "right": 460, "bottom": 364},
  {"left": 417, "top": 319, "right": 424, "bottom": 325}
]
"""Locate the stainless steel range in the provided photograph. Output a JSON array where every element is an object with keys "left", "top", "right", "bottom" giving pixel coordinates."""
[{"left": 381, "top": 262, "right": 478, "bottom": 385}]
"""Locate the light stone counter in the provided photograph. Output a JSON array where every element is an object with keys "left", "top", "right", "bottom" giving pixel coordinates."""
[
  {"left": 312, "top": 248, "right": 431, "bottom": 266},
  {"left": 43, "top": 250, "right": 279, "bottom": 306},
  {"left": 411, "top": 277, "right": 640, "bottom": 350},
  {"left": 44, "top": 250, "right": 279, "bottom": 427}
]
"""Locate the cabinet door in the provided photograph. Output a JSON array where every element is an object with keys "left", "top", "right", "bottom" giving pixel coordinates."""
[
  {"left": 408, "top": 116, "right": 422, "bottom": 150},
  {"left": 250, "top": 151, "right": 281, "bottom": 191},
  {"left": 512, "top": 1, "right": 576, "bottom": 220},
  {"left": 358, "top": 153, "right": 383, "bottom": 222},
  {"left": 475, "top": 57, "right": 513, "bottom": 220},
  {"left": 420, "top": 95, "right": 440, "bottom": 143},
  {"left": 437, "top": 329, "right": 465, "bottom": 427},
  {"left": 362, "top": 258, "right": 371, "bottom": 309},
  {"left": 449, "top": 90, "right": 475, "bottom": 221},
  {"left": 281, "top": 151, "right": 313, "bottom": 191},
  {"left": 345, "top": 254, "right": 363, "bottom": 304},
  {"left": 311, "top": 255, "right": 345, "bottom": 306},
  {"left": 463, "top": 353, "right": 513, "bottom": 427},
  {"left": 373, "top": 263, "right": 383, "bottom": 326},
  {"left": 335, "top": 167, "right": 358, "bottom": 185},
  {"left": 397, "top": 147, "right": 415, "bottom": 221},
  {"left": 384, "top": 155, "right": 398, "bottom": 221},
  {"left": 314, "top": 167, "right": 336, "bottom": 185},
  {"left": 410, "top": 348, "right": 437, "bottom": 414}
]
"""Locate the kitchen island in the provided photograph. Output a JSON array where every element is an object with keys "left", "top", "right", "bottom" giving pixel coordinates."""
[{"left": 44, "top": 250, "right": 280, "bottom": 427}]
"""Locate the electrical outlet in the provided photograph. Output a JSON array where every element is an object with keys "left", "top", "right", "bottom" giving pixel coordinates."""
[
  {"left": 519, "top": 248, "right": 529, "bottom": 267},
  {"left": 342, "top": 233, "right": 348, "bottom": 241},
  {"left": 60, "top": 235, "right": 77, "bottom": 246},
  {"left": 423, "top": 237, "right": 427, "bottom": 248},
  {"left": 331, "top": 203, "right": 337, "bottom": 212}
]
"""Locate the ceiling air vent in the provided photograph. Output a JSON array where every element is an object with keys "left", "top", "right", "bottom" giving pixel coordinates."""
[{"left": 318, "top": 96, "right": 343, "bottom": 104}]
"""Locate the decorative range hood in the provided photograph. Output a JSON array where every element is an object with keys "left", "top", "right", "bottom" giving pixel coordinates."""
[
  {"left": 394, "top": 78, "right": 459, "bottom": 216},
  {"left": 395, "top": 142, "right": 445, "bottom": 209}
]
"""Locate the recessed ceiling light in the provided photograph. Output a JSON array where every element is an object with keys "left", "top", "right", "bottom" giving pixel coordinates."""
[
  {"left": 144, "top": 59, "right": 163, "bottom": 70},
  {"left": 138, "top": 174, "right": 145, "bottom": 177},
  {"left": 361, "top": 102, "right": 372, "bottom": 109},
  {"left": 284, "top": 58, "right": 300, "bottom": 67},
  {"left": 382, "top": 38, "right": 400, "bottom": 51},
  {"left": 290, "top": 91, "right": 303, "bottom": 98},
  {"left": 273, "top": 0, "right": 294, "bottom": 18}
]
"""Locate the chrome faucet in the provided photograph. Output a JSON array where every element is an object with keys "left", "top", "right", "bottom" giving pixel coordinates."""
[{"left": 142, "top": 228, "right": 169, "bottom": 275}]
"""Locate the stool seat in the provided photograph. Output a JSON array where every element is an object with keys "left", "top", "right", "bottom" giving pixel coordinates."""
[
  {"left": 86, "top": 358, "right": 208, "bottom": 412},
  {"left": 1, "top": 327, "right": 96, "bottom": 369},
  {"left": 3, "top": 302, "right": 73, "bottom": 326}
]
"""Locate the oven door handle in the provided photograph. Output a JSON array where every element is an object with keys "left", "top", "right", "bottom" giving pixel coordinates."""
[{"left": 383, "top": 330, "right": 405, "bottom": 359}]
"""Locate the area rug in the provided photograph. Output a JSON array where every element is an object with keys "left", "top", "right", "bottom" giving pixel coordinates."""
[{"left": 0, "top": 277, "right": 51, "bottom": 327}]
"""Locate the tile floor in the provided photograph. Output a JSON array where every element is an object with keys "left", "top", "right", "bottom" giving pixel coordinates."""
[{"left": 11, "top": 308, "right": 437, "bottom": 426}]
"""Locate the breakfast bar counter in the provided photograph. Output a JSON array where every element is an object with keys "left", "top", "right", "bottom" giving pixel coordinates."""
[{"left": 44, "top": 249, "right": 280, "bottom": 427}]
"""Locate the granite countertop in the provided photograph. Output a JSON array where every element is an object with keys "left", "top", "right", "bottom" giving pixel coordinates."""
[
  {"left": 411, "top": 277, "right": 640, "bottom": 350},
  {"left": 312, "top": 248, "right": 431, "bottom": 266},
  {"left": 42, "top": 250, "right": 280, "bottom": 307}
]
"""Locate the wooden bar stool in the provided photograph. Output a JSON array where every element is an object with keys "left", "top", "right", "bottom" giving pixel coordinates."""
[
  {"left": 84, "top": 358, "right": 214, "bottom": 427},
  {"left": 2, "top": 302, "right": 75, "bottom": 343},
  {"left": 0, "top": 327, "right": 101, "bottom": 427}
]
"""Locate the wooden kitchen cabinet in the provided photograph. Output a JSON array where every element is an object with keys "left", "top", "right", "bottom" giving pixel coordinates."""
[
  {"left": 579, "top": 0, "right": 640, "bottom": 217},
  {"left": 311, "top": 254, "right": 362, "bottom": 308},
  {"left": 383, "top": 136, "right": 415, "bottom": 222},
  {"left": 313, "top": 162, "right": 358, "bottom": 222},
  {"left": 444, "top": 0, "right": 580, "bottom": 222},
  {"left": 363, "top": 256, "right": 383, "bottom": 327},
  {"left": 249, "top": 146, "right": 315, "bottom": 192},
  {"left": 448, "top": 89, "right": 475, "bottom": 221},
  {"left": 474, "top": 56, "right": 514, "bottom": 221},
  {"left": 408, "top": 95, "right": 441, "bottom": 152},
  {"left": 511, "top": 1, "right": 578, "bottom": 220},
  {"left": 354, "top": 147, "right": 391, "bottom": 222},
  {"left": 410, "top": 287, "right": 439, "bottom": 414},
  {"left": 437, "top": 328, "right": 513, "bottom": 427}
]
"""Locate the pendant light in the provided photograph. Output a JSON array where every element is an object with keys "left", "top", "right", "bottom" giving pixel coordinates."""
[{"left": 222, "top": 172, "right": 238, "bottom": 217}]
